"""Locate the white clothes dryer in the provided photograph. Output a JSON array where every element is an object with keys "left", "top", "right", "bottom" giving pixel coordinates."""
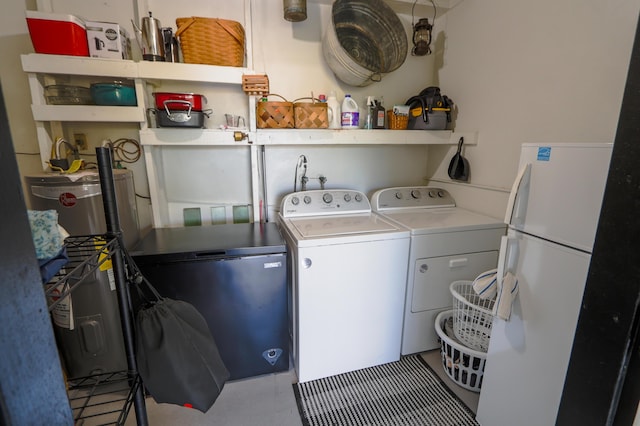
[
  {"left": 371, "top": 186, "right": 505, "bottom": 355},
  {"left": 279, "top": 189, "right": 410, "bottom": 383}
]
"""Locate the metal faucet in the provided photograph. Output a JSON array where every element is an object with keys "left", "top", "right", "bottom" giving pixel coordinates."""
[
  {"left": 294, "top": 155, "right": 308, "bottom": 192},
  {"left": 319, "top": 175, "right": 327, "bottom": 190}
]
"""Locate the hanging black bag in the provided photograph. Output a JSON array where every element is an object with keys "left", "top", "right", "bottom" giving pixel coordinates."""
[
  {"left": 133, "top": 270, "right": 230, "bottom": 412},
  {"left": 405, "top": 86, "right": 454, "bottom": 130}
]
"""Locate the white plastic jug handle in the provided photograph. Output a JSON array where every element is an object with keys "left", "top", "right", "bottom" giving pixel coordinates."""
[{"left": 345, "top": 97, "right": 358, "bottom": 109}]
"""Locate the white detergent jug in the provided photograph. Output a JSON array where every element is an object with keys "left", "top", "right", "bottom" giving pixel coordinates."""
[
  {"left": 341, "top": 94, "right": 359, "bottom": 129},
  {"left": 327, "top": 91, "right": 341, "bottom": 129}
]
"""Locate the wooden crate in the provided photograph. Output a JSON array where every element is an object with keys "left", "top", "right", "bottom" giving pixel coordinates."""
[{"left": 242, "top": 74, "right": 269, "bottom": 96}]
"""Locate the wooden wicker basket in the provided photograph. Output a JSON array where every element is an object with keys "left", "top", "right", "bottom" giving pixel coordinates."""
[
  {"left": 387, "top": 110, "right": 409, "bottom": 130},
  {"left": 175, "top": 17, "right": 245, "bottom": 67},
  {"left": 293, "top": 98, "right": 329, "bottom": 129},
  {"left": 256, "top": 94, "right": 295, "bottom": 129}
]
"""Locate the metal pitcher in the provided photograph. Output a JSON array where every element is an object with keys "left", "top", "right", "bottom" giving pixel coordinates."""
[{"left": 132, "top": 12, "right": 165, "bottom": 61}]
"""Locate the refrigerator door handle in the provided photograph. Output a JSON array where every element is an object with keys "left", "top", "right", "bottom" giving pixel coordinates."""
[
  {"left": 497, "top": 235, "right": 518, "bottom": 279},
  {"left": 504, "top": 162, "right": 531, "bottom": 225},
  {"left": 497, "top": 236, "right": 508, "bottom": 281}
]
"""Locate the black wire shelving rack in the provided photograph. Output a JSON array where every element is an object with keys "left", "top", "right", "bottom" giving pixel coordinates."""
[{"left": 43, "top": 147, "right": 148, "bottom": 425}]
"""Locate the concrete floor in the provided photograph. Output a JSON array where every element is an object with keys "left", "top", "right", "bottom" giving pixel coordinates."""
[{"left": 124, "top": 350, "right": 479, "bottom": 426}]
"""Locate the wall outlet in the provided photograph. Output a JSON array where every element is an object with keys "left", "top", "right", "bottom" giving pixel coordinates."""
[{"left": 73, "top": 133, "right": 87, "bottom": 150}]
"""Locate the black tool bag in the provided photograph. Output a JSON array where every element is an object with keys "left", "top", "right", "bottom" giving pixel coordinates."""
[
  {"left": 405, "top": 86, "right": 454, "bottom": 130},
  {"left": 132, "top": 268, "right": 230, "bottom": 412}
]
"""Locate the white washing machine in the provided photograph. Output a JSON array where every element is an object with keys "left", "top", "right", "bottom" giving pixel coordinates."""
[
  {"left": 371, "top": 186, "right": 506, "bottom": 355},
  {"left": 279, "top": 189, "right": 410, "bottom": 383}
]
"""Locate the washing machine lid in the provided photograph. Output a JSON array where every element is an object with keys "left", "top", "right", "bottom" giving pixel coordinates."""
[
  {"left": 380, "top": 208, "right": 505, "bottom": 235},
  {"left": 288, "top": 213, "right": 399, "bottom": 238}
]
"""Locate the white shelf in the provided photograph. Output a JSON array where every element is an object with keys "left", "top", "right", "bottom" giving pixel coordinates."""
[
  {"left": 21, "top": 53, "right": 248, "bottom": 84},
  {"left": 256, "top": 129, "right": 455, "bottom": 145},
  {"left": 21, "top": 53, "right": 472, "bottom": 146},
  {"left": 139, "top": 128, "right": 252, "bottom": 145},
  {"left": 137, "top": 61, "right": 248, "bottom": 85},
  {"left": 21, "top": 54, "right": 138, "bottom": 78},
  {"left": 139, "top": 128, "right": 475, "bottom": 146},
  {"left": 31, "top": 105, "right": 146, "bottom": 122}
]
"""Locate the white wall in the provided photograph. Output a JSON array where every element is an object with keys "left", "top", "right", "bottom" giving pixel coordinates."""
[
  {"left": 0, "top": 0, "right": 40, "bottom": 190},
  {"left": 251, "top": 0, "right": 436, "bottom": 107},
  {"left": 427, "top": 0, "right": 639, "bottom": 218},
  {"left": 2, "top": 0, "right": 639, "bottom": 226}
]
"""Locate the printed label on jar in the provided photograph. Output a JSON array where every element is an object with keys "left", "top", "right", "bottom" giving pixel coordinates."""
[{"left": 341, "top": 112, "right": 359, "bottom": 127}]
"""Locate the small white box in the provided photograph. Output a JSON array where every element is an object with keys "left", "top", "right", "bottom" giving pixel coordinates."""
[{"left": 85, "top": 20, "right": 131, "bottom": 59}]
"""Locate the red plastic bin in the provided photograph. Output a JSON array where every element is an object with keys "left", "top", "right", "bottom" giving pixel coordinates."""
[{"left": 26, "top": 11, "right": 89, "bottom": 56}]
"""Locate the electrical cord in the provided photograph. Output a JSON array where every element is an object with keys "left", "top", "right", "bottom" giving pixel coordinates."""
[
  {"left": 78, "top": 138, "right": 150, "bottom": 200},
  {"left": 111, "top": 138, "right": 142, "bottom": 164},
  {"left": 57, "top": 137, "right": 142, "bottom": 166}
]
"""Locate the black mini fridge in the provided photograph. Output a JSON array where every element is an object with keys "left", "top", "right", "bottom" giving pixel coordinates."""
[{"left": 131, "top": 222, "right": 289, "bottom": 380}]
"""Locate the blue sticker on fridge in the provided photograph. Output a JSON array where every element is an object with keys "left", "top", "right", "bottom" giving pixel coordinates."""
[{"left": 537, "top": 146, "right": 551, "bottom": 161}]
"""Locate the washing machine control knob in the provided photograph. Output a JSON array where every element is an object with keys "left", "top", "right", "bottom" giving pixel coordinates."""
[
  {"left": 343, "top": 193, "right": 352, "bottom": 202},
  {"left": 291, "top": 196, "right": 300, "bottom": 205},
  {"left": 322, "top": 193, "right": 333, "bottom": 204},
  {"left": 411, "top": 190, "right": 422, "bottom": 199},
  {"left": 304, "top": 195, "right": 312, "bottom": 204},
  {"left": 437, "top": 190, "right": 446, "bottom": 198},
  {"left": 395, "top": 192, "right": 403, "bottom": 199},
  {"left": 428, "top": 190, "right": 437, "bottom": 198},
  {"left": 354, "top": 193, "right": 363, "bottom": 202}
]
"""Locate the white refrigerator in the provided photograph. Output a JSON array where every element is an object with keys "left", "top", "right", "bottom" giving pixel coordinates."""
[{"left": 476, "top": 143, "right": 613, "bottom": 426}]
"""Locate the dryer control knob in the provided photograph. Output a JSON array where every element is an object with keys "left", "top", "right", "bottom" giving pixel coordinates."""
[
  {"left": 411, "top": 190, "right": 422, "bottom": 199},
  {"left": 343, "top": 193, "right": 352, "bottom": 202},
  {"left": 428, "top": 190, "right": 437, "bottom": 198},
  {"left": 322, "top": 193, "right": 333, "bottom": 203},
  {"left": 354, "top": 193, "right": 363, "bottom": 202},
  {"left": 291, "top": 196, "right": 300, "bottom": 205},
  {"left": 395, "top": 192, "right": 403, "bottom": 199},
  {"left": 437, "top": 190, "right": 446, "bottom": 198},
  {"left": 304, "top": 195, "right": 312, "bottom": 204}
]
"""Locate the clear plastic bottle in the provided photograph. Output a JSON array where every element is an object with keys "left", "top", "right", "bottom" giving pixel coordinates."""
[
  {"left": 341, "top": 94, "right": 359, "bottom": 129},
  {"left": 327, "top": 91, "right": 341, "bottom": 129},
  {"left": 364, "top": 96, "right": 375, "bottom": 129}
]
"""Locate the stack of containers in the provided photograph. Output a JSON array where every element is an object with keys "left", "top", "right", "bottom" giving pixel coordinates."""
[
  {"left": 152, "top": 92, "right": 211, "bottom": 128},
  {"left": 434, "top": 280, "right": 496, "bottom": 392}
]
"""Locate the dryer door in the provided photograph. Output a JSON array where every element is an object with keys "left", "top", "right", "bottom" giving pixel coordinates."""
[{"left": 411, "top": 251, "right": 498, "bottom": 313}]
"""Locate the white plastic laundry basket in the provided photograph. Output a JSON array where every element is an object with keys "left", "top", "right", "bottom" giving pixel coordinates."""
[
  {"left": 435, "top": 310, "right": 487, "bottom": 393},
  {"left": 450, "top": 280, "right": 495, "bottom": 352}
]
